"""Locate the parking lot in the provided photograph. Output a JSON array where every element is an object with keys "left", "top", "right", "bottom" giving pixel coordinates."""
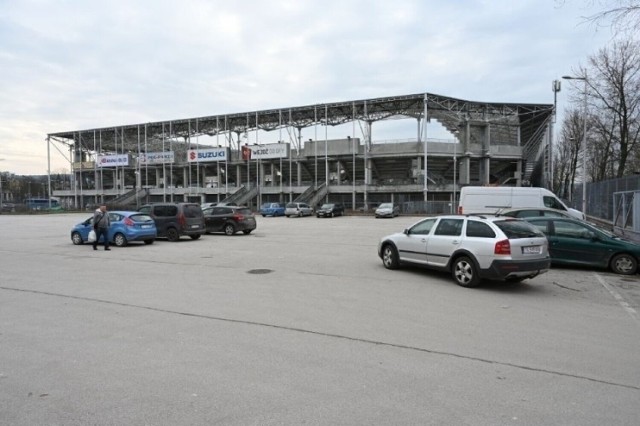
[{"left": 1, "top": 213, "right": 639, "bottom": 425}]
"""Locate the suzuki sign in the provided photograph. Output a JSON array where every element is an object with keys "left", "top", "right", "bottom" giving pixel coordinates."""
[{"left": 187, "top": 148, "right": 228, "bottom": 162}]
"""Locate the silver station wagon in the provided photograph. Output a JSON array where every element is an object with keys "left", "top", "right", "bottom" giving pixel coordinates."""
[{"left": 378, "top": 214, "right": 551, "bottom": 287}]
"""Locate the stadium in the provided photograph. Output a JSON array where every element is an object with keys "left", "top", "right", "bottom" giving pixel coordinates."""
[{"left": 47, "top": 92, "right": 554, "bottom": 213}]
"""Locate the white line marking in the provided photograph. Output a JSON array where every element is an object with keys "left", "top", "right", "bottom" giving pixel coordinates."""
[{"left": 595, "top": 273, "right": 640, "bottom": 326}]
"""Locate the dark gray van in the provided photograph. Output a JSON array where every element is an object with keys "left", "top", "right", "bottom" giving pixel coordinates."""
[{"left": 138, "top": 203, "right": 205, "bottom": 241}]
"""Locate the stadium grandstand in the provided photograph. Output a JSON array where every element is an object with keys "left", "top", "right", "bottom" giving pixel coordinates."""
[{"left": 46, "top": 92, "right": 554, "bottom": 213}]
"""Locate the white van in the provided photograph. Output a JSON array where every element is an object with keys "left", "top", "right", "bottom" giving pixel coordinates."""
[{"left": 457, "top": 186, "right": 585, "bottom": 220}]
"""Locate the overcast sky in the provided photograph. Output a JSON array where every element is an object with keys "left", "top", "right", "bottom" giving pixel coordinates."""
[{"left": 0, "top": 0, "right": 615, "bottom": 174}]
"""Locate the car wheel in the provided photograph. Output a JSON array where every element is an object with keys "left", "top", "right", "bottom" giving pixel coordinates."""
[
  {"left": 262, "top": 214, "right": 266, "bottom": 217},
  {"left": 166, "top": 227, "right": 180, "bottom": 242},
  {"left": 224, "top": 223, "right": 236, "bottom": 235},
  {"left": 452, "top": 256, "right": 481, "bottom": 288},
  {"left": 610, "top": 253, "right": 638, "bottom": 275},
  {"left": 114, "top": 233, "right": 127, "bottom": 247},
  {"left": 381, "top": 244, "right": 400, "bottom": 270},
  {"left": 71, "top": 231, "right": 84, "bottom": 245},
  {"left": 144, "top": 239, "right": 154, "bottom": 245},
  {"left": 243, "top": 230, "right": 252, "bottom": 234},
  {"left": 298, "top": 211, "right": 303, "bottom": 217},
  {"left": 190, "top": 234, "right": 201, "bottom": 240},
  {"left": 330, "top": 212, "right": 334, "bottom": 218}
]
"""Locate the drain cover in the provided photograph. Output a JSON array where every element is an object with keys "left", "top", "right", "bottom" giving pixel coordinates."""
[{"left": 247, "top": 269, "right": 273, "bottom": 274}]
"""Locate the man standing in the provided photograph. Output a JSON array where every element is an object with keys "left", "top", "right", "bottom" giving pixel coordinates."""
[{"left": 93, "top": 204, "right": 111, "bottom": 251}]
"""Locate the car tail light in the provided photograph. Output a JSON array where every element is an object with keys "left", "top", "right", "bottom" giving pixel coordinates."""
[
  {"left": 123, "top": 217, "right": 134, "bottom": 227},
  {"left": 233, "top": 213, "right": 244, "bottom": 221},
  {"left": 494, "top": 239, "right": 511, "bottom": 255},
  {"left": 178, "top": 213, "right": 186, "bottom": 228}
]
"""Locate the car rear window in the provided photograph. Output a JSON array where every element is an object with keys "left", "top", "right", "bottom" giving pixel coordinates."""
[
  {"left": 286, "top": 203, "right": 296, "bottom": 208},
  {"left": 154, "top": 205, "right": 178, "bottom": 216},
  {"left": 466, "top": 220, "right": 496, "bottom": 238},
  {"left": 494, "top": 219, "right": 545, "bottom": 238},
  {"left": 130, "top": 214, "right": 154, "bottom": 222},
  {"left": 183, "top": 204, "right": 203, "bottom": 218},
  {"left": 237, "top": 208, "right": 252, "bottom": 215}
]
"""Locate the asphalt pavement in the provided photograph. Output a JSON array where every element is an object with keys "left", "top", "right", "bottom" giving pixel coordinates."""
[{"left": 0, "top": 212, "right": 639, "bottom": 425}]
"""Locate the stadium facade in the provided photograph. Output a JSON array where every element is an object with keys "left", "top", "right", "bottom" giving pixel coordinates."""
[{"left": 47, "top": 92, "right": 554, "bottom": 213}]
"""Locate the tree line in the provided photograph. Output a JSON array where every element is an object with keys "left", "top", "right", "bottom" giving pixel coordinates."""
[{"left": 553, "top": 1, "right": 640, "bottom": 200}]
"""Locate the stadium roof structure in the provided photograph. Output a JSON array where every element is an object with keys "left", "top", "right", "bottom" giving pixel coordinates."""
[{"left": 47, "top": 92, "right": 554, "bottom": 161}]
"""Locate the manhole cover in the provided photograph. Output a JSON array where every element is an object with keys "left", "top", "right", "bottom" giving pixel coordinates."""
[{"left": 247, "top": 269, "right": 273, "bottom": 274}]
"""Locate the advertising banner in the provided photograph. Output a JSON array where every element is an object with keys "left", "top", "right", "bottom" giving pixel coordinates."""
[
  {"left": 243, "top": 143, "right": 290, "bottom": 160},
  {"left": 72, "top": 161, "right": 96, "bottom": 170},
  {"left": 187, "top": 148, "right": 228, "bottom": 163},
  {"left": 138, "top": 151, "right": 175, "bottom": 165},
  {"left": 97, "top": 154, "right": 130, "bottom": 168}
]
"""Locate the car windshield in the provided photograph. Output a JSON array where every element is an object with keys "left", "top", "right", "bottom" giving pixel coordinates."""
[
  {"left": 321, "top": 204, "right": 333, "bottom": 209},
  {"left": 378, "top": 203, "right": 392, "bottom": 209},
  {"left": 588, "top": 222, "right": 617, "bottom": 238},
  {"left": 494, "top": 219, "right": 545, "bottom": 238}
]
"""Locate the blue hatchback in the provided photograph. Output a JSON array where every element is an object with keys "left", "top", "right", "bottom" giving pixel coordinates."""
[
  {"left": 259, "top": 202, "right": 286, "bottom": 217},
  {"left": 71, "top": 211, "right": 157, "bottom": 247}
]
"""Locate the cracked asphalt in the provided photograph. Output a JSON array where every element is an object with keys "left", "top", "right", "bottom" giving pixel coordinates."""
[{"left": 0, "top": 212, "right": 639, "bottom": 425}]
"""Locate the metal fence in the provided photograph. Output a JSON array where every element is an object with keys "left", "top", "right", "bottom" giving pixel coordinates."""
[{"left": 570, "top": 175, "right": 640, "bottom": 222}]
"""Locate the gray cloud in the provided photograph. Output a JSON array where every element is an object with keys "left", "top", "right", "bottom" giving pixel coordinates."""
[{"left": 0, "top": 0, "right": 612, "bottom": 173}]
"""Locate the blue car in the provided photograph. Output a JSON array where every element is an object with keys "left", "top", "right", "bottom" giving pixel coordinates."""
[
  {"left": 259, "top": 202, "right": 286, "bottom": 217},
  {"left": 70, "top": 211, "right": 157, "bottom": 247}
]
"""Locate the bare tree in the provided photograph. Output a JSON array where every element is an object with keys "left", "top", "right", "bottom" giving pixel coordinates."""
[
  {"left": 553, "top": 109, "right": 583, "bottom": 199},
  {"left": 582, "top": 0, "right": 640, "bottom": 35},
  {"left": 585, "top": 39, "right": 640, "bottom": 177}
]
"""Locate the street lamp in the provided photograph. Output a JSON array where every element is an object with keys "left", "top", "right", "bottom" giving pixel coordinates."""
[
  {"left": 0, "top": 158, "right": 5, "bottom": 209},
  {"left": 562, "top": 74, "right": 588, "bottom": 217}
]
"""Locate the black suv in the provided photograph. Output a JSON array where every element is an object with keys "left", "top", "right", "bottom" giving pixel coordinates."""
[
  {"left": 138, "top": 203, "right": 205, "bottom": 241},
  {"left": 202, "top": 205, "right": 257, "bottom": 235},
  {"left": 316, "top": 203, "right": 345, "bottom": 218}
]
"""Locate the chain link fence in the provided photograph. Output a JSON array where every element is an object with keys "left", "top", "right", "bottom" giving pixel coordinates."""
[{"left": 569, "top": 175, "right": 640, "bottom": 222}]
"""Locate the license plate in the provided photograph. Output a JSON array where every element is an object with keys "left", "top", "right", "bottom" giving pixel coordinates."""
[
  {"left": 141, "top": 224, "right": 152, "bottom": 229},
  {"left": 191, "top": 225, "right": 200, "bottom": 229},
  {"left": 523, "top": 246, "right": 541, "bottom": 254}
]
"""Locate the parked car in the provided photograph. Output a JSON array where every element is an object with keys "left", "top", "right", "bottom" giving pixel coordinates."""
[
  {"left": 1, "top": 202, "right": 15, "bottom": 213},
  {"left": 316, "top": 203, "right": 345, "bottom": 218},
  {"left": 202, "top": 202, "right": 238, "bottom": 209},
  {"left": 523, "top": 216, "right": 640, "bottom": 275},
  {"left": 70, "top": 211, "right": 157, "bottom": 247},
  {"left": 501, "top": 207, "right": 575, "bottom": 219},
  {"left": 285, "top": 202, "right": 313, "bottom": 217},
  {"left": 375, "top": 203, "right": 400, "bottom": 218},
  {"left": 138, "top": 203, "right": 205, "bottom": 241},
  {"left": 202, "top": 205, "right": 256, "bottom": 235},
  {"left": 260, "top": 202, "right": 286, "bottom": 217},
  {"left": 378, "top": 214, "right": 551, "bottom": 287}
]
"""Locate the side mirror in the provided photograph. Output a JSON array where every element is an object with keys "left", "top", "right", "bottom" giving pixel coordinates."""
[{"left": 403, "top": 228, "right": 410, "bottom": 235}]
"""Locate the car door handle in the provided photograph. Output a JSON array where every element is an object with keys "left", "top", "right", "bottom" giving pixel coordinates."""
[{"left": 452, "top": 240, "right": 460, "bottom": 244}]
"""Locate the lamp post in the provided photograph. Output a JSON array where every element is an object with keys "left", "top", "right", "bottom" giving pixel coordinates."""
[
  {"left": 562, "top": 74, "right": 588, "bottom": 217},
  {"left": 0, "top": 158, "right": 5, "bottom": 209}
]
